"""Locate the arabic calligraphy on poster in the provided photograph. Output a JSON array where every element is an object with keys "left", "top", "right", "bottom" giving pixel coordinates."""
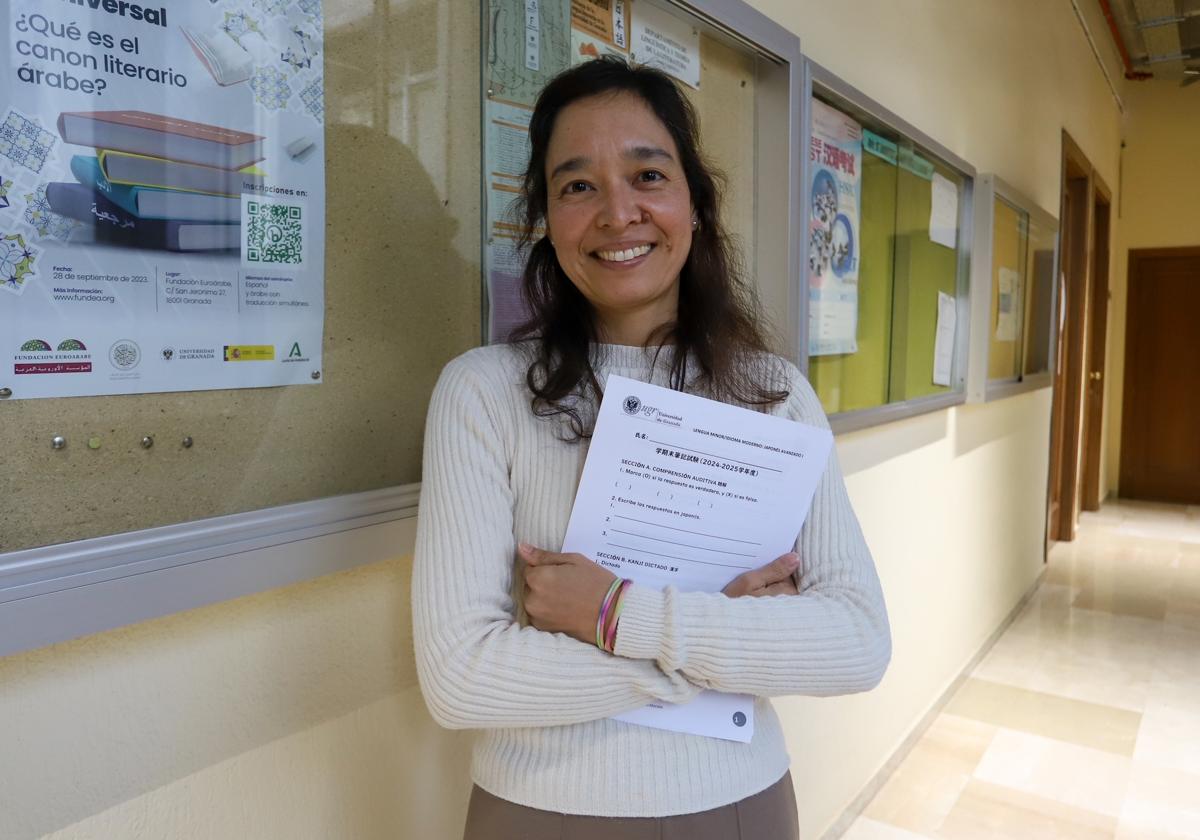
[
  {"left": 807, "top": 98, "right": 862, "bottom": 357},
  {"left": 0, "top": 0, "right": 325, "bottom": 399}
]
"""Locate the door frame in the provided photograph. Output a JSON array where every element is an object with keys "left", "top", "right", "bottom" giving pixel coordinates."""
[{"left": 1047, "top": 131, "right": 1111, "bottom": 545}]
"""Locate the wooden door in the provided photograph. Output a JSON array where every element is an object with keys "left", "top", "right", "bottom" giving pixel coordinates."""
[{"left": 1119, "top": 248, "right": 1200, "bottom": 503}]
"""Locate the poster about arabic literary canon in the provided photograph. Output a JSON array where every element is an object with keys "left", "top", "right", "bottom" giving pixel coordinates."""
[
  {"left": 0, "top": 0, "right": 325, "bottom": 400},
  {"left": 807, "top": 98, "right": 861, "bottom": 357}
]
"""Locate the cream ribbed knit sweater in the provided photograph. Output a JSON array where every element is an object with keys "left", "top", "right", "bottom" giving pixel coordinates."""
[{"left": 412, "top": 343, "right": 890, "bottom": 818}]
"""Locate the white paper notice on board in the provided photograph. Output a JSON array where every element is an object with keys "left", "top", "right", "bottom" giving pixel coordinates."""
[
  {"left": 933, "top": 291, "right": 957, "bottom": 387},
  {"left": 484, "top": 100, "right": 535, "bottom": 341},
  {"left": 631, "top": 2, "right": 700, "bottom": 89},
  {"left": 994, "top": 267, "right": 1019, "bottom": 342},
  {"left": 524, "top": 0, "right": 542, "bottom": 71},
  {"left": 488, "top": 0, "right": 571, "bottom": 107},
  {"left": 561, "top": 375, "right": 834, "bottom": 741},
  {"left": 929, "top": 172, "right": 959, "bottom": 249}
]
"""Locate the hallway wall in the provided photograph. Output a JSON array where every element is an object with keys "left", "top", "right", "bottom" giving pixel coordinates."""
[
  {"left": 1105, "top": 79, "right": 1200, "bottom": 497},
  {"left": 752, "top": 2, "right": 1120, "bottom": 833},
  {"left": 0, "top": 3, "right": 1124, "bottom": 839}
]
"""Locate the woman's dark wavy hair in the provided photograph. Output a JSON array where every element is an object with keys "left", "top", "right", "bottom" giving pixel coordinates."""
[{"left": 510, "top": 56, "right": 787, "bottom": 438}]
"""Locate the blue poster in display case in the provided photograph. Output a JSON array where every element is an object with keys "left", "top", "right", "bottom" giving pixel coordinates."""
[{"left": 807, "top": 98, "right": 862, "bottom": 357}]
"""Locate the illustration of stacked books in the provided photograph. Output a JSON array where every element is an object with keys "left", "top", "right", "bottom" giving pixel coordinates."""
[{"left": 47, "top": 110, "right": 265, "bottom": 252}]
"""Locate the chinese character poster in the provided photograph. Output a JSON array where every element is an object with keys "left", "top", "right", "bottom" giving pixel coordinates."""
[{"left": 807, "top": 97, "right": 861, "bottom": 357}]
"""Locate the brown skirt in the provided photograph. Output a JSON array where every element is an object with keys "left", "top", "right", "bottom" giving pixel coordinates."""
[{"left": 462, "top": 772, "right": 799, "bottom": 840}]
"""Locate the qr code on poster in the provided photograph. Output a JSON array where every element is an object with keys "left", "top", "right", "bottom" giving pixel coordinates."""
[{"left": 244, "top": 201, "right": 303, "bottom": 264}]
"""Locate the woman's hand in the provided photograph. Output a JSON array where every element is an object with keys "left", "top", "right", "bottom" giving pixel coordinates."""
[
  {"left": 519, "top": 544, "right": 797, "bottom": 645},
  {"left": 519, "top": 543, "right": 617, "bottom": 645},
  {"left": 722, "top": 552, "right": 800, "bottom": 598}
]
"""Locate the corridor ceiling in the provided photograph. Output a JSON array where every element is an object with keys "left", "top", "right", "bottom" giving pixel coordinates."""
[{"left": 1101, "top": 0, "right": 1200, "bottom": 82}]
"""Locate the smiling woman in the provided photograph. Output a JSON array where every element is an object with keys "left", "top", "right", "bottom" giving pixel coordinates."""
[{"left": 412, "top": 56, "right": 891, "bottom": 840}]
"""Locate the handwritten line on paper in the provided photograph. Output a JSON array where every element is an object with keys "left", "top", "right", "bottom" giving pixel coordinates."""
[
  {"left": 606, "top": 543, "right": 755, "bottom": 571},
  {"left": 609, "top": 529, "right": 757, "bottom": 558},
  {"left": 613, "top": 514, "right": 763, "bottom": 545}
]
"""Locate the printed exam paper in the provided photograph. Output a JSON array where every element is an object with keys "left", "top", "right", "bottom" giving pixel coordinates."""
[{"left": 562, "top": 375, "right": 834, "bottom": 741}]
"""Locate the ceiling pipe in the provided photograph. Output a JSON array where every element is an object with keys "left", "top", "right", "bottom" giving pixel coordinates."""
[
  {"left": 1096, "top": 0, "right": 1154, "bottom": 80},
  {"left": 1142, "top": 49, "right": 1200, "bottom": 64},
  {"left": 1137, "top": 9, "right": 1200, "bottom": 29}
]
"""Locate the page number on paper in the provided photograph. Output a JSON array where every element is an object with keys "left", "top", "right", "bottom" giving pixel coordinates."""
[{"left": 246, "top": 201, "right": 304, "bottom": 264}]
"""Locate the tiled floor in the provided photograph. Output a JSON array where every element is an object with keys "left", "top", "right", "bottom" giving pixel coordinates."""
[{"left": 844, "top": 501, "right": 1200, "bottom": 840}]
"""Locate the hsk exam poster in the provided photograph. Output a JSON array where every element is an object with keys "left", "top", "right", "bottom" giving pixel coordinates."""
[
  {"left": 807, "top": 98, "right": 861, "bottom": 357},
  {"left": 1, "top": 0, "right": 325, "bottom": 400}
]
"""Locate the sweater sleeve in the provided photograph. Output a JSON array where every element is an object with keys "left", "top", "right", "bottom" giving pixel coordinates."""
[
  {"left": 611, "top": 368, "right": 892, "bottom": 697},
  {"left": 412, "top": 354, "right": 700, "bottom": 730}
]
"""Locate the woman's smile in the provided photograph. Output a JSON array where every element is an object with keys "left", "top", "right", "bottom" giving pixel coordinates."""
[{"left": 592, "top": 242, "right": 655, "bottom": 265}]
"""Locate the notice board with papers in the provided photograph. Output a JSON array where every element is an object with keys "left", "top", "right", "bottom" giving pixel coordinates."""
[
  {"left": 2, "top": 0, "right": 802, "bottom": 561},
  {"left": 0, "top": 0, "right": 483, "bottom": 552},
  {"left": 804, "top": 68, "right": 974, "bottom": 423}
]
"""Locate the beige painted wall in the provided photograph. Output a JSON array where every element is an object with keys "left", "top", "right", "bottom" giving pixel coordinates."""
[
  {"left": 1104, "top": 79, "right": 1200, "bottom": 495},
  {"left": 0, "top": 559, "right": 472, "bottom": 839},
  {"left": 0, "top": 3, "right": 1125, "bottom": 840}
]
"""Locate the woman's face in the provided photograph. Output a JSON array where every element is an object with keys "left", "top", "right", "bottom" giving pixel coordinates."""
[{"left": 544, "top": 91, "right": 693, "bottom": 343}]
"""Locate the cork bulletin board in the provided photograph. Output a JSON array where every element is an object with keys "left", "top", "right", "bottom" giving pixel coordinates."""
[{"left": 1, "top": 0, "right": 482, "bottom": 552}]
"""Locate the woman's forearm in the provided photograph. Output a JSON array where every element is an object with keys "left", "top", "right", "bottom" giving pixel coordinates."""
[{"left": 413, "top": 358, "right": 701, "bottom": 730}]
